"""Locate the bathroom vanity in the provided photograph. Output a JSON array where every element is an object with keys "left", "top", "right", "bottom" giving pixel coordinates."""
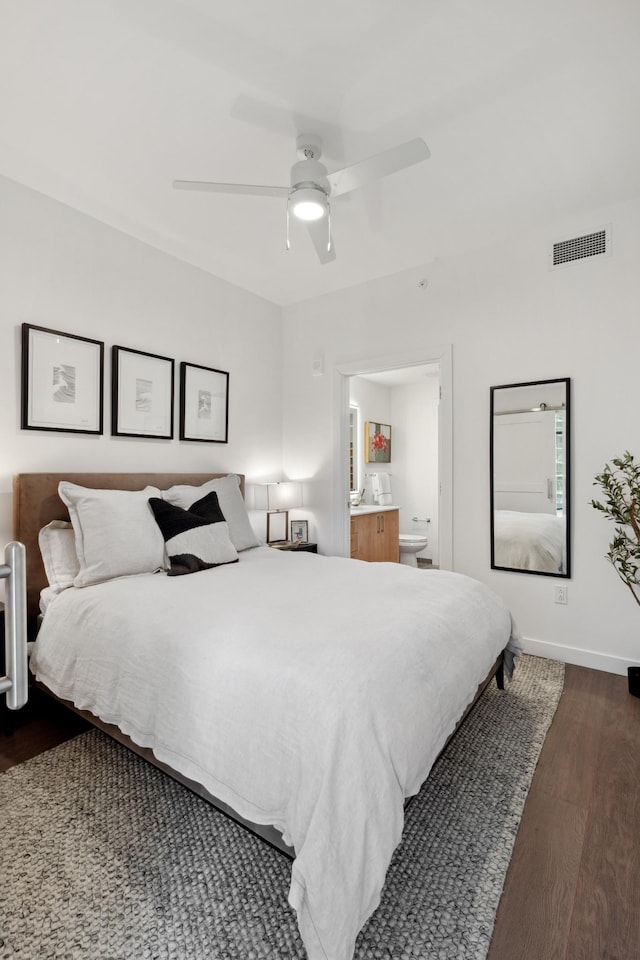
[{"left": 350, "top": 506, "right": 399, "bottom": 563}]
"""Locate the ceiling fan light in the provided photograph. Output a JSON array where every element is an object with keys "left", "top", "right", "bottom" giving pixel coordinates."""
[{"left": 290, "top": 186, "right": 327, "bottom": 221}]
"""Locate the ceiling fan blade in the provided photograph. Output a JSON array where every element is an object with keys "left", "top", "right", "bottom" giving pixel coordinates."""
[
  {"left": 173, "top": 180, "right": 289, "bottom": 198},
  {"left": 328, "top": 138, "right": 430, "bottom": 198},
  {"left": 307, "top": 220, "right": 336, "bottom": 264}
]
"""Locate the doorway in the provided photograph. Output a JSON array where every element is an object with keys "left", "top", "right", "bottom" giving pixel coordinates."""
[
  {"left": 349, "top": 365, "right": 440, "bottom": 565},
  {"left": 333, "top": 345, "right": 453, "bottom": 569}
]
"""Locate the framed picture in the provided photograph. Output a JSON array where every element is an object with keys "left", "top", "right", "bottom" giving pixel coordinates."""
[
  {"left": 267, "top": 511, "right": 288, "bottom": 543},
  {"left": 179, "top": 362, "right": 229, "bottom": 443},
  {"left": 21, "top": 323, "right": 104, "bottom": 434},
  {"left": 364, "top": 421, "right": 392, "bottom": 463},
  {"left": 112, "top": 346, "right": 174, "bottom": 439},
  {"left": 290, "top": 519, "right": 309, "bottom": 543}
]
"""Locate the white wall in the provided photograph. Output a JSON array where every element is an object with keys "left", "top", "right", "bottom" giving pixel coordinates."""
[
  {"left": 390, "top": 377, "right": 439, "bottom": 563},
  {"left": 282, "top": 197, "right": 640, "bottom": 676},
  {"left": 0, "top": 176, "right": 284, "bottom": 591}
]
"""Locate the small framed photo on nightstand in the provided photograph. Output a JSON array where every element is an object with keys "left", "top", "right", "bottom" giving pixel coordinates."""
[{"left": 290, "top": 520, "right": 308, "bottom": 543}]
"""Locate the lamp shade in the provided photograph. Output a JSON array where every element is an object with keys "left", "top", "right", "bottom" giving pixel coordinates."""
[{"left": 254, "top": 481, "right": 302, "bottom": 512}]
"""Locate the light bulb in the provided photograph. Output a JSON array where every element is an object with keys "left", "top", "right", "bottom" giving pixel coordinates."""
[
  {"left": 290, "top": 186, "right": 327, "bottom": 221},
  {"left": 293, "top": 200, "right": 325, "bottom": 221}
]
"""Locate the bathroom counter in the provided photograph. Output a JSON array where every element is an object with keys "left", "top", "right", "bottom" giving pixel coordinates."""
[{"left": 349, "top": 505, "right": 398, "bottom": 515}]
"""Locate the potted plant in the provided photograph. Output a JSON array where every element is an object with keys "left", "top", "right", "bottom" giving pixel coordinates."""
[{"left": 591, "top": 450, "right": 640, "bottom": 696}]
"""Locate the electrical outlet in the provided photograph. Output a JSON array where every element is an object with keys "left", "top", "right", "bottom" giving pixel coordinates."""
[{"left": 554, "top": 585, "right": 568, "bottom": 604}]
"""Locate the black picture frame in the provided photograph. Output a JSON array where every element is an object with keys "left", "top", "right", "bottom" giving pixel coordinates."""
[
  {"left": 21, "top": 322, "right": 104, "bottom": 435},
  {"left": 112, "top": 346, "right": 174, "bottom": 439},
  {"left": 179, "top": 361, "right": 229, "bottom": 443}
]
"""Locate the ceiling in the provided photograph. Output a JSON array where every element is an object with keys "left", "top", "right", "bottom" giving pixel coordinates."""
[{"left": 2, "top": 1, "right": 640, "bottom": 307}]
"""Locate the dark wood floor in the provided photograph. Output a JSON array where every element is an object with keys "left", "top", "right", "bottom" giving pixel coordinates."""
[
  {"left": 488, "top": 663, "right": 640, "bottom": 960},
  {"left": 3, "top": 662, "right": 640, "bottom": 959},
  {"left": 0, "top": 687, "right": 88, "bottom": 770}
]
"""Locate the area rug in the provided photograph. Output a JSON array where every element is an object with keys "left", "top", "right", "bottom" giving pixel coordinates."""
[{"left": 0, "top": 654, "right": 564, "bottom": 960}]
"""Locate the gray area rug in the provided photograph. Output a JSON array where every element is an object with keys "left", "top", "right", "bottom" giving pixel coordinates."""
[{"left": 0, "top": 655, "right": 564, "bottom": 960}]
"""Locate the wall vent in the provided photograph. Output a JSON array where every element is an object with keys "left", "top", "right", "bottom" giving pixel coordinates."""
[{"left": 550, "top": 226, "right": 611, "bottom": 269}]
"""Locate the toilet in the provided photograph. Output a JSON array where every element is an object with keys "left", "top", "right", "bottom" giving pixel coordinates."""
[
  {"left": 372, "top": 475, "right": 429, "bottom": 566},
  {"left": 398, "top": 533, "right": 429, "bottom": 567}
]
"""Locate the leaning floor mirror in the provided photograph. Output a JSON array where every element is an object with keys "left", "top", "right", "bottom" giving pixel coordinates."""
[{"left": 490, "top": 377, "right": 571, "bottom": 577}]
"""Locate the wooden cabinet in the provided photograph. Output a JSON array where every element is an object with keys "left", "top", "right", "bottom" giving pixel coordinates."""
[{"left": 350, "top": 510, "right": 399, "bottom": 563}]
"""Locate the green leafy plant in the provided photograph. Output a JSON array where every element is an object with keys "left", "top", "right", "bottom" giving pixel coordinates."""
[{"left": 591, "top": 451, "right": 640, "bottom": 608}]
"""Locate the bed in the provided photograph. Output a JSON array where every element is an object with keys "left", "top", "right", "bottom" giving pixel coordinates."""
[
  {"left": 14, "top": 471, "right": 519, "bottom": 960},
  {"left": 493, "top": 508, "right": 565, "bottom": 573}
]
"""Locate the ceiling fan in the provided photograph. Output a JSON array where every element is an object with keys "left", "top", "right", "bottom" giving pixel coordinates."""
[{"left": 173, "top": 134, "right": 430, "bottom": 263}]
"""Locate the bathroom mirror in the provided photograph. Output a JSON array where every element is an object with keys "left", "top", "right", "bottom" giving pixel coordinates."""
[{"left": 490, "top": 378, "right": 570, "bottom": 577}]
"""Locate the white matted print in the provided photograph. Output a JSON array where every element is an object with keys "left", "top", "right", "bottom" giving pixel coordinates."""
[
  {"left": 21, "top": 323, "right": 104, "bottom": 434},
  {"left": 112, "top": 346, "right": 174, "bottom": 439},
  {"left": 179, "top": 361, "right": 229, "bottom": 443},
  {"left": 290, "top": 519, "right": 309, "bottom": 543}
]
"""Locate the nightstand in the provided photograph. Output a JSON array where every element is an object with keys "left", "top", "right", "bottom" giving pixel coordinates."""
[{"left": 269, "top": 542, "right": 318, "bottom": 554}]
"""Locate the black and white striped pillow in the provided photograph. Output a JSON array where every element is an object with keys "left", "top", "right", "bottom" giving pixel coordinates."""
[{"left": 149, "top": 491, "right": 238, "bottom": 576}]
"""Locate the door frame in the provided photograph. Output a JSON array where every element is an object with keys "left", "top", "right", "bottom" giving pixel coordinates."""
[{"left": 332, "top": 344, "right": 453, "bottom": 569}]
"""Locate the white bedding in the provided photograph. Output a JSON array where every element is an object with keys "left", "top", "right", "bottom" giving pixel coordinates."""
[
  {"left": 494, "top": 509, "right": 565, "bottom": 573},
  {"left": 30, "top": 546, "right": 515, "bottom": 960}
]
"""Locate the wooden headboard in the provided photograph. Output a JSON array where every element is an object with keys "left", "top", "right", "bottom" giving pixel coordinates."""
[{"left": 12, "top": 472, "right": 244, "bottom": 630}]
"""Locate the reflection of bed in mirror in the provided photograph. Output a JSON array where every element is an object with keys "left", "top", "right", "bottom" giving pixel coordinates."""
[{"left": 493, "top": 509, "right": 565, "bottom": 573}]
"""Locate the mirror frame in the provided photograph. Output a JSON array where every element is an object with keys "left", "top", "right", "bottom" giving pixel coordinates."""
[
  {"left": 349, "top": 403, "right": 360, "bottom": 493},
  {"left": 490, "top": 377, "right": 571, "bottom": 578}
]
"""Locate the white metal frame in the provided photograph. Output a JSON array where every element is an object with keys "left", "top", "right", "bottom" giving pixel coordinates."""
[{"left": 0, "top": 541, "right": 28, "bottom": 710}]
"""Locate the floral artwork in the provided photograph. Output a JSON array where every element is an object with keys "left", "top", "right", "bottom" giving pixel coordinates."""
[{"left": 365, "top": 421, "right": 392, "bottom": 463}]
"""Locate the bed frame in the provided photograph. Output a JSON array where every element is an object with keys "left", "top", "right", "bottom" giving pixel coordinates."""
[{"left": 13, "top": 471, "right": 504, "bottom": 859}]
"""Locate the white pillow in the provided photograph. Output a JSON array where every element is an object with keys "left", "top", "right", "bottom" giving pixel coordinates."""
[
  {"left": 38, "top": 520, "right": 80, "bottom": 593},
  {"left": 162, "top": 474, "right": 259, "bottom": 551},
  {"left": 58, "top": 481, "right": 166, "bottom": 587}
]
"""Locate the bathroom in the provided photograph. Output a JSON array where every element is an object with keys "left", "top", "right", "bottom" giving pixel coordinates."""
[{"left": 349, "top": 365, "right": 439, "bottom": 566}]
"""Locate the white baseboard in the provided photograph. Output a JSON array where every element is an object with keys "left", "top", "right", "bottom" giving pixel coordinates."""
[{"left": 520, "top": 636, "right": 640, "bottom": 677}]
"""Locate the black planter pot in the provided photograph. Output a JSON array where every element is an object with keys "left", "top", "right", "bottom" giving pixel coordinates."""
[{"left": 628, "top": 666, "right": 640, "bottom": 698}]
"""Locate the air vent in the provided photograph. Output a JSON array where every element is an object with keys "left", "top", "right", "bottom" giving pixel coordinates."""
[{"left": 550, "top": 226, "right": 611, "bottom": 269}]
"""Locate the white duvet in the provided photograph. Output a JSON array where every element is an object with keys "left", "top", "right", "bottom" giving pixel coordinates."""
[{"left": 31, "top": 546, "right": 515, "bottom": 960}]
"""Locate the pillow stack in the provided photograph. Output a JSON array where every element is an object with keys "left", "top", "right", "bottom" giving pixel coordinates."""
[{"left": 44, "top": 475, "right": 259, "bottom": 591}]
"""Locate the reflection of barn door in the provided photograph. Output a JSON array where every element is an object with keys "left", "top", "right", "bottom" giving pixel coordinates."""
[{"left": 493, "top": 411, "right": 557, "bottom": 514}]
